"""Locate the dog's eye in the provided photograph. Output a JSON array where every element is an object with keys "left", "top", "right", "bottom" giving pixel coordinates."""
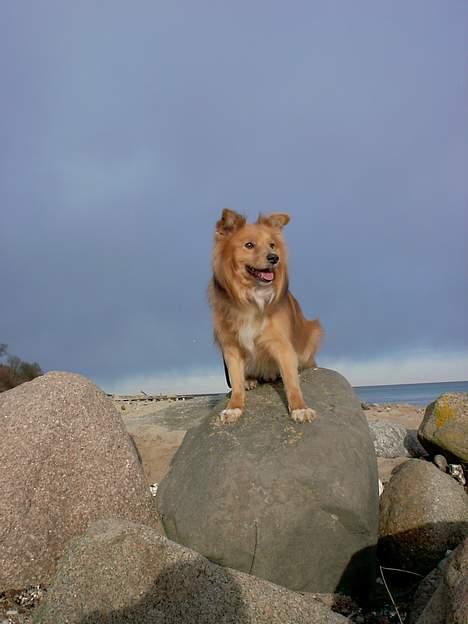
[
  {"left": 245, "top": 242, "right": 255, "bottom": 249},
  {"left": 270, "top": 243, "right": 276, "bottom": 249}
]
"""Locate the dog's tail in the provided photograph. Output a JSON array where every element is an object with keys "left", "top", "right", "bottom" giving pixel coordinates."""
[{"left": 302, "top": 319, "right": 324, "bottom": 368}]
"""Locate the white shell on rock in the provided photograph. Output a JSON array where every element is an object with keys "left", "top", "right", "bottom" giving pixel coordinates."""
[{"left": 448, "top": 464, "right": 466, "bottom": 485}]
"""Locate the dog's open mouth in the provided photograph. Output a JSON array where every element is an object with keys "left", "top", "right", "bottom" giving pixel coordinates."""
[{"left": 246, "top": 265, "right": 275, "bottom": 283}]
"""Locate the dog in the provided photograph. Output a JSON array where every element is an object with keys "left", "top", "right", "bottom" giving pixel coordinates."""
[{"left": 209, "top": 208, "right": 323, "bottom": 424}]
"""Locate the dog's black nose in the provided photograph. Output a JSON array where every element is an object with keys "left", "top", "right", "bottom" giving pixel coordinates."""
[{"left": 267, "top": 253, "right": 279, "bottom": 265}]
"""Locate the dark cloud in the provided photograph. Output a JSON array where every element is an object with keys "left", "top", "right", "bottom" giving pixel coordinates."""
[{"left": 1, "top": 1, "right": 467, "bottom": 387}]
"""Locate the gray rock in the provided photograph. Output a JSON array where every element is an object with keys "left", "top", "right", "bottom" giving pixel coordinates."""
[
  {"left": 33, "top": 518, "right": 350, "bottom": 624},
  {"left": 433, "top": 454, "right": 448, "bottom": 473},
  {"left": 408, "top": 554, "right": 449, "bottom": 623},
  {"left": 376, "top": 457, "right": 410, "bottom": 488},
  {"left": 379, "top": 459, "right": 468, "bottom": 575},
  {"left": 369, "top": 420, "right": 426, "bottom": 458},
  {"left": 158, "top": 368, "right": 379, "bottom": 597},
  {"left": 414, "top": 538, "right": 468, "bottom": 624},
  {"left": 418, "top": 393, "right": 468, "bottom": 462},
  {"left": 0, "top": 372, "right": 161, "bottom": 591}
]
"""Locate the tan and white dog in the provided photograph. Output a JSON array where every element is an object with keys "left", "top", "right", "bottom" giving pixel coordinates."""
[{"left": 209, "top": 208, "right": 323, "bottom": 424}]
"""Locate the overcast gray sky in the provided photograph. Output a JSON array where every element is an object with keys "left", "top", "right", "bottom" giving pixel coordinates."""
[{"left": 1, "top": 1, "right": 467, "bottom": 392}]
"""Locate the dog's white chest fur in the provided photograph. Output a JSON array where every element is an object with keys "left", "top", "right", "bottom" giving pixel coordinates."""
[
  {"left": 252, "top": 285, "right": 273, "bottom": 310},
  {"left": 238, "top": 312, "right": 263, "bottom": 355},
  {"left": 237, "top": 286, "right": 273, "bottom": 355}
]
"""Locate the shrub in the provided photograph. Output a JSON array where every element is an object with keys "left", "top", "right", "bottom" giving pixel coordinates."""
[{"left": 0, "top": 345, "right": 43, "bottom": 392}]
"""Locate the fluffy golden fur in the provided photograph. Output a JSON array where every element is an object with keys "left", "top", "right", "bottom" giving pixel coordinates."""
[{"left": 209, "top": 208, "right": 323, "bottom": 424}]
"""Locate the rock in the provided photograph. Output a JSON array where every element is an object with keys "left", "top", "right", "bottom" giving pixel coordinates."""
[
  {"left": 433, "top": 454, "right": 448, "bottom": 473},
  {"left": 33, "top": 518, "right": 350, "bottom": 624},
  {"left": 418, "top": 393, "right": 468, "bottom": 462},
  {"left": 379, "top": 459, "right": 468, "bottom": 575},
  {"left": 158, "top": 368, "right": 379, "bottom": 597},
  {"left": 368, "top": 420, "right": 426, "bottom": 458},
  {"left": 376, "top": 457, "right": 409, "bottom": 488},
  {"left": 0, "top": 372, "right": 161, "bottom": 592},
  {"left": 408, "top": 554, "right": 449, "bottom": 623},
  {"left": 413, "top": 538, "right": 468, "bottom": 624}
]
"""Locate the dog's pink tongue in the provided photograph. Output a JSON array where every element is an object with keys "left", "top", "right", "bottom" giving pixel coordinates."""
[{"left": 261, "top": 271, "right": 274, "bottom": 281}]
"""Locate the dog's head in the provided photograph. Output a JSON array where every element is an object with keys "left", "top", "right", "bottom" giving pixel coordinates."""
[{"left": 213, "top": 208, "right": 290, "bottom": 305}]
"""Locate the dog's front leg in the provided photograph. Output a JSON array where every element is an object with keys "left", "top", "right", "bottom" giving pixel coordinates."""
[
  {"left": 219, "top": 345, "right": 245, "bottom": 424},
  {"left": 267, "top": 340, "right": 317, "bottom": 423}
]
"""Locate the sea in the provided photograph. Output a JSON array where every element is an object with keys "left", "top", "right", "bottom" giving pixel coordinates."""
[{"left": 354, "top": 380, "right": 468, "bottom": 407}]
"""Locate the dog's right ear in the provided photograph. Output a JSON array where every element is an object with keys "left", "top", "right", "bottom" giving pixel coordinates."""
[{"left": 216, "top": 209, "right": 246, "bottom": 237}]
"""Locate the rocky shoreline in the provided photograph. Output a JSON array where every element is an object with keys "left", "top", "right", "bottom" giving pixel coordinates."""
[
  {"left": 1, "top": 372, "right": 467, "bottom": 623},
  {"left": 120, "top": 396, "right": 429, "bottom": 493}
]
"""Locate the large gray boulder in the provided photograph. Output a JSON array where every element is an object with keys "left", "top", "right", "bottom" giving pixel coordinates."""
[
  {"left": 33, "top": 518, "right": 349, "bottom": 624},
  {"left": 379, "top": 459, "right": 468, "bottom": 575},
  {"left": 418, "top": 393, "right": 468, "bottom": 462},
  {"left": 0, "top": 372, "right": 161, "bottom": 591},
  {"left": 158, "top": 368, "right": 379, "bottom": 597}
]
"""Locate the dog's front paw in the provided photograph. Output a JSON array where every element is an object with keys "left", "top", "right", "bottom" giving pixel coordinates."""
[
  {"left": 290, "top": 407, "right": 317, "bottom": 423},
  {"left": 218, "top": 408, "right": 242, "bottom": 424}
]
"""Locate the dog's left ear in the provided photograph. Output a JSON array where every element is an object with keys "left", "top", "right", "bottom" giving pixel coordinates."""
[{"left": 257, "top": 213, "right": 290, "bottom": 230}]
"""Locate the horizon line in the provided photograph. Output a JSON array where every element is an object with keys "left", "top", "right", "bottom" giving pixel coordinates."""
[{"left": 353, "top": 378, "right": 467, "bottom": 389}]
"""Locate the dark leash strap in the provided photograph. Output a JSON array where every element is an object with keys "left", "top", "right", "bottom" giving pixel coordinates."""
[{"left": 223, "top": 356, "right": 231, "bottom": 389}]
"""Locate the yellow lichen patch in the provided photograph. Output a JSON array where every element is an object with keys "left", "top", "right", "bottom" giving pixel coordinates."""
[{"left": 433, "top": 400, "right": 455, "bottom": 428}]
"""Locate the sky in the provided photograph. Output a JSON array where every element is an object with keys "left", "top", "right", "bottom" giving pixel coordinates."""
[{"left": 1, "top": 1, "right": 467, "bottom": 393}]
